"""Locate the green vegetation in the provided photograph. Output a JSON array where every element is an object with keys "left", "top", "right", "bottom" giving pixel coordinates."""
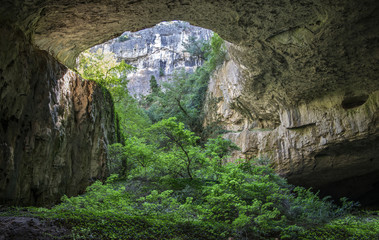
[
  {"left": 29, "top": 152, "right": 378, "bottom": 239},
  {"left": 19, "top": 33, "right": 379, "bottom": 239},
  {"left": 159, "top": 67, "right": 165, "bottom": 77},
  {"left": 149, "top": 75, "right": 159, "bottom": 94},
  {"left": 183, "top": 35, "right": 211, "bottom": 60},
  {"left": 144, "top": 33, "right": 226, "bottom": 137},
  {"left": 78, "top": 49, "right": 151, "bottom": 139},
  {"left": 78, "top": 49, "right": 134, "bottom": 98}
]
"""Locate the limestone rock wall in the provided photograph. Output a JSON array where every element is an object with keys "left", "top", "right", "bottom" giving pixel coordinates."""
[
  {"left": 0, "top": 25, "right": 115, "bottom": 205},
  {"left": 93, "top": 21, "right": 212, "bottom": 97},
  {"left": 204, "top": 44, "right": 379, "bottom": 205}
]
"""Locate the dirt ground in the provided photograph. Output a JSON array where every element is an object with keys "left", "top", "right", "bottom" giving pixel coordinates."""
[{"left": 0, "top": 216, "right": 72, "bottom": 240}]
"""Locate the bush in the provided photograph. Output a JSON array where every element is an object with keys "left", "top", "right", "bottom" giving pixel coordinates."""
[{"left": 28, "top": 155, "right": 368, "bottom": 240}]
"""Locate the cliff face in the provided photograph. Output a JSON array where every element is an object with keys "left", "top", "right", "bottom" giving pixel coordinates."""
[
  {"left": 204, "top": 43, "right": 379, "bottom": 205},
  {"left": 1, "top": 0, "right": 378, "bottom": 205},
  {"left": 93, "top": 21, "right": 212, "bottom": 97},
  {"left": 0, "top": 25, "right": 115, "bottom": 205}
]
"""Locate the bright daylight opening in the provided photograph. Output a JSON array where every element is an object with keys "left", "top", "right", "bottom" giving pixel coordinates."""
[{"left": 76, "top": 20, "right": 226, "bottom": 140}]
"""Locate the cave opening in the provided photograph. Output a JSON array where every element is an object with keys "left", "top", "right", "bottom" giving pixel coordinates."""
[
  {"left": 78, "top": 21, "right": 214, "bottom": 99},
  {"left": 1, "top": 1, "right": 379, "bottom": 238}
]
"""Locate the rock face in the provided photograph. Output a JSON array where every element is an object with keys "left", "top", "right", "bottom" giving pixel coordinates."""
[
  {"left": 1, "top": 0, "right": 378, "bottom": 205},
  {"left": 92, "top": 21, "right": 212, "bottom": 97},
  {"left": 0, "top": 24, "right": 115, "bottom": 205},
  {"left": 204, "top": 48, "right": 379, "bottom": 204}
]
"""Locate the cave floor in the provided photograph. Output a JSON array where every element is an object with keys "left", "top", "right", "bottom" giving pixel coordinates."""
[{"left": 0, "top": 215, "right": 71, "bottom": 240}]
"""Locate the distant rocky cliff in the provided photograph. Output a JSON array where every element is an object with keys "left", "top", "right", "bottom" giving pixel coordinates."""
[{"left": 92, "top": 21, "right": 212, "bottom": 97}]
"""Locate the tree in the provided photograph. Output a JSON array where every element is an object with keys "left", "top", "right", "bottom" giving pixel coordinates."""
[
  {"left": 77, "top": 49, "right": 135, "bottom": 102},
  {"left": 148, "top": 117, "right": 203, "bottom": 179},
  {"left": 149, "top": 75, "right": 160, "bottom": 94},
  {"left": 205, "top": 33, "right": 226, "bottom": 72},
  {"left": 123, "top": 137, "right": 156, "bottom": 176},
  {"left": 145, "top": 69, "right": 196, "bottom": 127},
  {"left": 108, "top": 143, "right": 129, "bottom": 176},
  {"left": 78, "top": 49, "right": 151, "bottom": 141},
  {"left": 115, "top": 94, "right": 151, "bottom": 139},
  {"left": 183, "top": 35, "right": 211, "bottom": 61},
  {"left": 204, "top": 136, "right": 239, "bottom": 167}
]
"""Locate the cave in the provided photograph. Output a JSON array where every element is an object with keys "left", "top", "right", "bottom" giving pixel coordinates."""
[{"left": 0, "top": 0, "right": 378, "bottom": 206}]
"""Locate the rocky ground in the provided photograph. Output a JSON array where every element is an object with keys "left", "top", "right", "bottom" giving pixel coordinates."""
[{"left": 0, "top": 215, "right": 71, "bottom": 240}]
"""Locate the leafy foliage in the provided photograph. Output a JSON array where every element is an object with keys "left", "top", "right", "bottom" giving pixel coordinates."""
[
  {"left": 148, "top": 117, "right": 203, "bottom": 179},
  {"left": 149, "top": 75, "right": 159, "bottom": 94},
  {"left": 145, "top": 69, "right": 196, "bottom": 126},
  {"left": 30, "top": 155, "right": 370, "bottom": 240},
  {"left": 118, "top": 34, "right": 130, "bottom": 42},
  {"left": 206, "top": 33, "right": 227, "bottom": 71},
  {"left": 114, "top": 94, "right": 151, "bottom": 139},
  {"left": 204, "top": 135, "right": 239, "bottom": 167},
  {"left": 28, "top": 116, "right": 367, "bottom": 239},
  {"left": 78, "top": 48, "right": 151, "bottom": 142},
  {"left": 78, "top": 49, "right": 134, "bottom": 102}
]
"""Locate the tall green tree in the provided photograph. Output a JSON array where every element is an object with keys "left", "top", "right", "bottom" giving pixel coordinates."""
[
  {"left": 148, "top": 117, "right": 203, "bottom": 179},
  {"left": 78, "top": 49, "right": 135, "bottom": 102},
  {"left": 149, "top": 75, "right": 160, "bottom": 94},
  {"left": 146, "top": 69, "right": 195, "bottom": 125},
  {"left": 183, "top": 35, "right": 211, "bottom": 61}
]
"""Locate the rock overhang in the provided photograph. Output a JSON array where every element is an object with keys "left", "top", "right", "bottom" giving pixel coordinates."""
[{"left": 3, "top": 1, "right": 377, "bottom": 103}]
